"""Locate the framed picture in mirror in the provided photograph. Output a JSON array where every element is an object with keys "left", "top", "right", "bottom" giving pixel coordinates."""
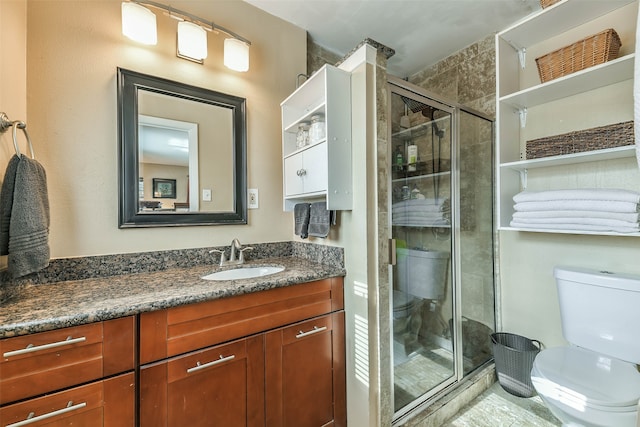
[{"left": 153, "top": 178, "right": 176, "bottom": 199}]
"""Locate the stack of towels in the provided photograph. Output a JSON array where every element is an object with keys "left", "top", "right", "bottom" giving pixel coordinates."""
[
  {"left": 392, "top": 198, "right": 451, "bottom": 227},
  {"left": 510, "top": 188, "right": 640, "bottom": 233}
]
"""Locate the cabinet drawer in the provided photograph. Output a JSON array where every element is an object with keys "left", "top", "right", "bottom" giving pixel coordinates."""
[
  {"left": 0, "top": 372, "right": 135, "bottom": 427},
  {"left": 0, "top": 317, "right": 135, "bottom": 405},
  {"left": 140, "top": 277, "right": 344, "bottom": 364}
]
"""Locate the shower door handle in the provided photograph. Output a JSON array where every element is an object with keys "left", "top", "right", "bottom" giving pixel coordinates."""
[{"left": 389, "top": 239, "right": 396, "bottom": 266}]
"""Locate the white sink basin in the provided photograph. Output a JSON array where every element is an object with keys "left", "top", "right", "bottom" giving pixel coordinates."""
[{"left": 201, "top": 266, "right": 285, "bottom": 281}]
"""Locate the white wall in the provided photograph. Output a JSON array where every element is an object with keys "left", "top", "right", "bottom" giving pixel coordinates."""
[{"left": 7, "top": 0, "right": 306, "bottom": 259}]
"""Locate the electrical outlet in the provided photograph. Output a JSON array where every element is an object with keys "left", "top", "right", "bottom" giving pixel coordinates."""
[
  {"left": 248, "top": 188, "right": 259, "bottom": 209},
  {"left": 202, "top": 189, "right": 212, "bottom": 201}
]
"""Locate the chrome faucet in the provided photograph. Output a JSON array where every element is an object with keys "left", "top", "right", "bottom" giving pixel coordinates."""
[
  {"left": 229, "top": 238, "right": 242, "bottom": 264},
  {"left": 209, "top": 238, "right": 253, "bottom": 266}
]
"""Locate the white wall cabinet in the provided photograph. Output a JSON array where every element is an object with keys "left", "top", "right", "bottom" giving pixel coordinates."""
[
  {"left": 496, "top": 0, "right": 638, "bottom": 236},
  {"left": 281, "top": 64, "right": 352, "bottom": 211},
  {"left": 284, "top": 142, "right": 329, "bottom": 197}
]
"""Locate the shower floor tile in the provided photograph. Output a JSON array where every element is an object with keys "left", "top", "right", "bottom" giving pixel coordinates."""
[{"left": 442, "top": 382, "right": 561, "bottom": 427}]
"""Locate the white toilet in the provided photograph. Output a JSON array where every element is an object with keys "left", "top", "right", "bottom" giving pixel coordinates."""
[{"left": 531, "top": 266, "right": 640, "bottom": 427}]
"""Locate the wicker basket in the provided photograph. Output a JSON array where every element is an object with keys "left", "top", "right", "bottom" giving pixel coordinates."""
[
  {"left": 540, "top": 0, "right": 561, "bottom": 8},
  {"left": 526, "top": 121, "right": 634, "bottom": 160},
  {"left": 535, "top": 29, "right": 621, "bottom": 83}
]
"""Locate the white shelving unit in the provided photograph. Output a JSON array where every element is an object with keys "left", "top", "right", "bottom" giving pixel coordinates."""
[
  {"left": 496, "top": 0, "right": 639, "bottom": 236},
  {"left": 281, "top": 64, "right": 352, "bottom": 211}
]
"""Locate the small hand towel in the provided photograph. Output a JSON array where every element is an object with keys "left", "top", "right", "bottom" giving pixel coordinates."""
[
  {"left": 308, "top": 201, "right": 331, "bottom": 238},
  {"left": 294, "top": 203, "right": 310, "bottom": 239},
  {"left": 0, "top": 155, "right": 21, "bottom": 255},
  {"left": 7, "top": 156, "right": 50, "bottom": 278}
]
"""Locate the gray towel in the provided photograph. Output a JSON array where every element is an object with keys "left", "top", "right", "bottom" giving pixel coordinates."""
[
  {"left": 294, "top": 203, "right": 310, "bottom": 239},
  {"left": 0, "top": 155, "right": 20, "bottom": 255},
  {"left": 308, "top": 201, "right": 332, "bottom": 238},
  {"left": 6, "top": 156, "right": 50, "bottom": 278}
]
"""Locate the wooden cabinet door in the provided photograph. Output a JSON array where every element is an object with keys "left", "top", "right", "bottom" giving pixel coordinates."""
[
  {"left": 265, "top": 312, "right": 346, "bottom": 427},
  {"left": 140, "top": 335, "right": 265, "bottom": 427},
  {"left": 0, "top": 372, "right": 134, "bottom": 427}
]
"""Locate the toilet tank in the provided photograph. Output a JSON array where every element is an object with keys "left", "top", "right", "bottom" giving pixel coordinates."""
[
  {"left": 554, "top": 266, "right": 640, "bottom": 363},
  {"left": 396, "top": 248, "right": 449, "bottom": 300}
]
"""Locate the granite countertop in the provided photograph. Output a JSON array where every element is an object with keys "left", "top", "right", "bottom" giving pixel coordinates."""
[{"left": 0, "top": 256, "right": 345, "bottom": 339}]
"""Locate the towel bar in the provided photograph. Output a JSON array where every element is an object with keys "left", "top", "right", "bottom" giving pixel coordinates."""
[{"left": 0, "top": 111, "right": 35, "bottom": 159}]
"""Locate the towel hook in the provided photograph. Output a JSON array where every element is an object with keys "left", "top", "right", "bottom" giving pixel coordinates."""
[{"left": 0, "top": 112, "right": 35, "bottom": 159}]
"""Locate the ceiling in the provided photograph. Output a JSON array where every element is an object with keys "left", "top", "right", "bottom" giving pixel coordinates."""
[{"left": 244, "top": 0, "right": 541, "bottom": 77}]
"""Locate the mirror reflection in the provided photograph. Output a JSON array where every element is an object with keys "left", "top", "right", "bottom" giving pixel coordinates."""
[{"left": 118, "top": 68, "right": 247, "bottom": 227}]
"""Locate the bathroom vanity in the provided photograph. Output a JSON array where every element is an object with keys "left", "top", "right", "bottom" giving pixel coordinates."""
[
  {"left": 0, "top": 253, "right": 346, "bottom": 427},
  {"left": 138, "top": 278, "right": 345, "bottom": 427}
]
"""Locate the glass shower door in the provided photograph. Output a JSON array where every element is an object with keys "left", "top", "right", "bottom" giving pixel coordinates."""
[
  {"left": 390, "top": 88, "right": 456, "bottom": 414},
  {"left": 458, "top": 109, "right": 495, "bottom": 376}
]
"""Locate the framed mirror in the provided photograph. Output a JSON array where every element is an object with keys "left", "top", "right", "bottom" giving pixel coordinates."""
[{"left": 117, "top": 68, "right": 247, "bottom": 227}]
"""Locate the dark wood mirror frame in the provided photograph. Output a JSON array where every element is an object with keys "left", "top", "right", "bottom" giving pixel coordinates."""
[{"left": 117, "top": 68, "right": 247, "bottom": 227}]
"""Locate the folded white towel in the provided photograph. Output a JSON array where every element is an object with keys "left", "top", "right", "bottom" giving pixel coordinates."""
[
  {"left": 391, "top": 199, "right": 448, "bottom": 211},
  {"left": 511, "top": 216, "right": 639, "bottom": 228},
  {"left": 394, "top": 212, "right": 447, "bottom": 220},
  {"left": 512, "top": 210, "right": 640, "bottom": 222},
  {"left": 514, "top": 200, "right": 640, "bottom": 213},
  {"left": 510, "top": 221, "right": 640, "bottom": 234},
  {"left": 393, "top": 219, "right": 451, "bottom": 227},
  {"left": 513, "top": 189, "right": 640, "bottom": 204}
]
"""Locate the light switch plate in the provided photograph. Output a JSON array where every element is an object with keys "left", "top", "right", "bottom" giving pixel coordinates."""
[
  {"left": 248, "top": 188, "right": 259, "bottom": 209},
  {"left": 202, "top": 189, "right": 212, "bottom": 201}
]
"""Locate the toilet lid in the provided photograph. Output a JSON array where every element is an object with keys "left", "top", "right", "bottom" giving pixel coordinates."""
[{"left": 533, "top": 346, "right": 640, "bottom": 409}]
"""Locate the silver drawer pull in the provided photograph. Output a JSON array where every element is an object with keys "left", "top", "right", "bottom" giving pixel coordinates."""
[
  {"left": 296, "top": 326, "right": 327, "bottom": 339},
  {"left": 3, "top": 336, "right": 87, "bottom": 358},
  {"left": 187, "top": 354, "right": 235, "bottom": 373},
  {"left": 6, "top": 401, "right": 87, "bottom": 427}
]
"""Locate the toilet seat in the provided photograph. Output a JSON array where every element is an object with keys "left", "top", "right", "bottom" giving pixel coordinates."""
[{"left": 532, "top": 346, "right": 640, "bottom": 411}]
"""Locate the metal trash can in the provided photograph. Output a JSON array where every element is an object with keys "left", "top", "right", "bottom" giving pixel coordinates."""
[{"left": 491, "top": 332, "right": 541, "bottom": 398}]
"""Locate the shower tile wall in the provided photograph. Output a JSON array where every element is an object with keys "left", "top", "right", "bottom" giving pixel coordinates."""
[
  {"left": 409, "top": 35, "right": 496, "bottom": 118},
  {"left": 409, "top": 35, "right": 497, "bottom": 360}
]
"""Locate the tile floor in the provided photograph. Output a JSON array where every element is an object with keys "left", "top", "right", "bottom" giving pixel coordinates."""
[{"left": 442, "top": 382, "right": 561, "bottom": 427}]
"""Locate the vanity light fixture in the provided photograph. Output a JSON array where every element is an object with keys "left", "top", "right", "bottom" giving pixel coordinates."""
[
  {"left": 121, "top": 2, "right": 157, "bottom": 45},
  {"left": 121, "top": 0, "right": 250, "bottom": 70},
  {"left": 224, "top": 38, "right": 250, "bottom": 72},
  {"left": 177, "top": 21, "right": 208, "bottom": 62}
]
